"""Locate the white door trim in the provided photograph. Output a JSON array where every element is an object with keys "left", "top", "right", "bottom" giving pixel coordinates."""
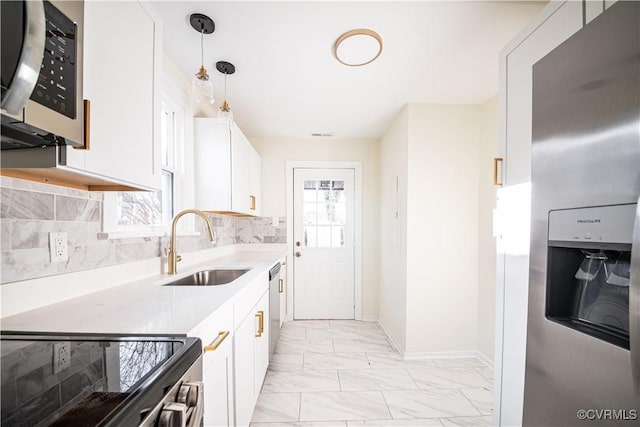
[{"left": 285, "top": 160, "right": 363, "bottom": 321}]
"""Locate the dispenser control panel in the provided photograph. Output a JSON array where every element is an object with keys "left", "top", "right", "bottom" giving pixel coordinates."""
[{"left": 548, "top": 204, "right": 636, "bottom": 244}]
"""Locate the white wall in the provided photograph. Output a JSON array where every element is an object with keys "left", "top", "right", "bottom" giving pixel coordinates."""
[
  {"left": 250, "top": 137, "right": 380, "bottom": 319},
  {"left": 378, "top": 99, "right": 498, "bottom": 359},
  {"left": 404, "top": 104, "right": 482, "bottom": 354},
  {"left": 477, "top": 96, "right": 498, "bottom": 361},
  {"left": 378, "top": 107, "right": 409, "bottom": 352}
]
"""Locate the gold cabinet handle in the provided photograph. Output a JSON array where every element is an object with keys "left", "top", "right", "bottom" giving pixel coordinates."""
[
  {"left": 250, "top": 195, "right": 256, "bottom": 210},
  {"left": 493, "top": 157, "right": 503, "bottom": 186},
  {"left": 279, "top": 278, "right": 284, "bottom": 293},
  {"left": 204, "top": 330, "right": 230, "bottom": 352},
  {"left": 255, "top": 310, "right": 264, "bottom": 337},
  {"left": 75, "top": 99, "right": 91, "bottom": 150}
]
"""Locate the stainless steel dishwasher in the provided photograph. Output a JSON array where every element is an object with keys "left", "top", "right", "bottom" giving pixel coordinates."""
[{"left": 269, "top": 262, "right": 281, "bottom": 358}]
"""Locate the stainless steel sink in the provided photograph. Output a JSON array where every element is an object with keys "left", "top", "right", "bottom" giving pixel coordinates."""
[{"left": 162, "top": 269, "right": 249, "bottom": 286}]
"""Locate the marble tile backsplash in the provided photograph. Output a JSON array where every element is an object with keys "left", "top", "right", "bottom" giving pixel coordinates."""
[{"left": 0, "top": 177, "right": 286, "bottom": 284}]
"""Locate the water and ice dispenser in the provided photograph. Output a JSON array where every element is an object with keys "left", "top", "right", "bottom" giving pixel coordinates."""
[{"left": 545, "top": 204, "right": 635, "bottom": 349}]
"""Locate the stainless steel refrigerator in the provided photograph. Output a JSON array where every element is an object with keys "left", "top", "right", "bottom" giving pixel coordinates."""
[{"left": 524, "top": 1, "right": 640, "bottom": 425}]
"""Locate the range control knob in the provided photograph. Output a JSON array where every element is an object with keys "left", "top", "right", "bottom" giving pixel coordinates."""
[
  {"left": 157, "top": 402, "right": 186, "bottom": 427},
  {"left": 177, "top": 384, "right": 198, "bottom": 408},
  {"left": 177, "top": 382, "right": 204, "bottom": 427}
]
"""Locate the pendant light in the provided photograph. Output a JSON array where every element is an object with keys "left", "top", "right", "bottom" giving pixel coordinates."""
[
  {"left": 190, "top": 14, "right": 215, "bottom": 106},
  {"left": 216, "top": 61, "right": 235, "bottom": 122}
]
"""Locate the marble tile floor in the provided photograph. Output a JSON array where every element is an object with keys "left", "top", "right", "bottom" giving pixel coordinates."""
[{"left": 251, "top": 320, "right": 493, "bottom": 427}]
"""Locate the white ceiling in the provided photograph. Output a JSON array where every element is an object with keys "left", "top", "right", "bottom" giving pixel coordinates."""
[{"left": 154, "top": 1, "right": 546, "bottom": 140}]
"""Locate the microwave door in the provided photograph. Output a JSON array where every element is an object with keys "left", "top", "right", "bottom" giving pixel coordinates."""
[{"left": 0, "top": 0, "right": 45, "bottom": 116}]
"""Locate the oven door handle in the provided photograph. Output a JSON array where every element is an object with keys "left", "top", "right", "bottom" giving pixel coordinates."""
[
  {"left": 631, "top": 198, "right": 640, "bottom": 393},
  {"left": 1, "top": 0, "right": 46, "bottom": 115}
]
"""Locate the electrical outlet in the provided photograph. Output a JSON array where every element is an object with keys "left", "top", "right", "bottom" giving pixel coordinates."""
[
  {"left": 53, "top": 341, "right": 71, "bottom": 374},
  {"left": 49, "top": 232, "right": 68, "bottom": 263}
]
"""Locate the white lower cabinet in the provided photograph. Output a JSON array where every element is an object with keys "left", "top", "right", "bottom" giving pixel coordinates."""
[
  {"left": 203, "top": 331, "right": 234, "bottom": 427},
  {"left": 188, "top": 301, "right": 235, "bottom": 427},
  {"left": 253, "top": 292, "right": 270, "bottom": 396},
  {"left": 234, "top": 290, "right": 270, "bottom": 427},
  {"left": 189, "top": 272, "right": 271, "bottom": 427}
]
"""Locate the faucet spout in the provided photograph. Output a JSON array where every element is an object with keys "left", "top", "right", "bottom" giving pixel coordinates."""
[{"left": 167, "top": 209, "right": 216, "bottom": 275}]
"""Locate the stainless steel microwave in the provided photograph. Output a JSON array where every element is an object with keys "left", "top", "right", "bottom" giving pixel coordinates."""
[{"left": 1, "top": 0, "right": 84, "bottom": 150}]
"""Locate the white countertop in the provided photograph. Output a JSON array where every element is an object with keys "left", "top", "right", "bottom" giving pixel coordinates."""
[{"left": 0, "top": 248, "right": 285, "bottom": 336}]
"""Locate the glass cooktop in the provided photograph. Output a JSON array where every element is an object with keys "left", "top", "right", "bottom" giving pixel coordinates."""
[{"left": 0, "top": 334, "right": 200, "bottom": 426}]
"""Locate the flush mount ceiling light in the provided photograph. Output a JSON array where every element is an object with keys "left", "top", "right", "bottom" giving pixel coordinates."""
[
  {"left": 333, "top": 29, "right": 383, "bottom": 67},
  {"left": 190, "top": 13, "right": 215, "bottom": 106},
  {"left": 216, "top": 61, "right": 235, "bottom": 122}
]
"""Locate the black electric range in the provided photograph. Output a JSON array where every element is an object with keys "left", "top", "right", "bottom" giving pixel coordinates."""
[{"left": 1, "top": 333, "right": 202, "bottom": 427}]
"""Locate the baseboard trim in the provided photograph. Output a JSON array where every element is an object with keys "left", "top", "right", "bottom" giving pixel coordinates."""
[
  {"left": 475, "top": 351, "right": 494, "bottom": 368},
  {"left": 360, "top": 315, "right": 379, "bottom": 322},
  {"left": 374, "top": 319, "right": 495, "bottom": 368},
  {"left": 377, "top": 318, "right": 405, "bottom": 355},
  {"left": 403, "top": 349, "right": 494, "bottom": 367}
]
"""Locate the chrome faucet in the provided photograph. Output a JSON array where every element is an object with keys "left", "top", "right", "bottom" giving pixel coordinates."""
[{"left": 168, "top": 209, "right": 215, "bottom": 275}]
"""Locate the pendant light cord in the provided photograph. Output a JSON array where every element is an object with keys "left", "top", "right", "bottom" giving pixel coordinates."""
[{"left": 200, "top": 28, "right": 204, "bottom": 67}]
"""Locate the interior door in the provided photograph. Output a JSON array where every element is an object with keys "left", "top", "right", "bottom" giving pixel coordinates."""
[{"left": 293, "top": 168, "right": 355, "bottom": 319}]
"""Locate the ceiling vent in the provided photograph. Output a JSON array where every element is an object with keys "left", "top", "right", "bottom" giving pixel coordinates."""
[{"left": 310, "top": 132, "right": 335, "bottom": 138}]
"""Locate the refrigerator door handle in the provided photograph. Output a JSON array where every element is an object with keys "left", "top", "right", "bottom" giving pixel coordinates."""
[{"left": 631, "top": 198, "right": 640, "bottom": 391}]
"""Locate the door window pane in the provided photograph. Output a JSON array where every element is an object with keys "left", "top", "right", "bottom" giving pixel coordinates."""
[
  {"left": 304, "top": 180, "right": 317, "bottom": 202},
  {"left": 331, "top": 226, "right": 345, "bottom": 247},
  {"left": 317, "top": 226, "right": 331, "bottom": 247},
  {"left": 317, "top": 204, "right": 332, "bottom": 225},
  {"left": 303, "top": 203, "right": 317, "bottom": 225},
  {"left": 332, "top": 203, "right": 345, "bottom": 225},
  {"left": 304, "top": 226, "right": 317, "bottom": 248}
]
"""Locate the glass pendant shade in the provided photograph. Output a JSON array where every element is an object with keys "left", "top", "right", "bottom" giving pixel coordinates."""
[
  {"left": 218, "top": 100, "right": 233, "bottom": 121},
  {"left": 192, "top": 68, "right": 214, "bottom": 106}
]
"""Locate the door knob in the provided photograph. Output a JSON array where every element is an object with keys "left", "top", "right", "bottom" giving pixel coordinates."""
[{"left": 295, "top": 252, "right": 301, "bottom": 257}]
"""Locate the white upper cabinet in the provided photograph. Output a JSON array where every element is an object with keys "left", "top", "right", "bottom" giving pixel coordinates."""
[
  {"left": 499, "top": 1, "right": 582, "bottom": 187},
  {"left": 65, "top": 0, "right": 162, "bottom": 190},
  {"left": 194, "top": 118, "right": 262, "bottom": 216},
  {"left": 248, "top": 142, "right": 263, "bottom": 217}
]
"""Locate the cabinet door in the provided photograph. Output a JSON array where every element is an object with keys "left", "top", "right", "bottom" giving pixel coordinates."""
[
  {"left": 254, "top": 291, "right": 270, "bottom": 395},
  {"left": 234, "top": 307, "right": 258, "bottom": 427},
  {"left": 248, "top": 144, "right": 262, "bottom": 216},
  {"left": 231, "top": 124, "right": 250, "bottom": 215},
  {"left": 203, "top": 332, "right": 234, "bottom": 427},
  {"left": 195, "top": 118, "right": 233, "bottom": 211},
  {"left": 78, "top": 1, "right": 161, "bottom": 190},
  {"left": 503, "top": 1, "right": 582, "bottom": 186}
]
